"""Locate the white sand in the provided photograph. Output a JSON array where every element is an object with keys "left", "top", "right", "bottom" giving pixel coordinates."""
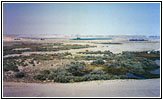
[{"left": 3, "top": 79, "right": 160, "bottom": 97}]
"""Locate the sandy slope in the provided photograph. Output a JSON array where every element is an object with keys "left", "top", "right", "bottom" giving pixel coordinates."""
[{"left": 3, "top": 79, "right": 160, "bottom": 97}]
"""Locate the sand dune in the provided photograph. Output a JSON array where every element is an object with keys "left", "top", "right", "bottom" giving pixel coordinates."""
[{"left": 3, "top": 79, "right": 160, "bottom": 97}]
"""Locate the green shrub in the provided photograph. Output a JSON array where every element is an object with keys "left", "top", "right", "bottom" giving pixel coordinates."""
[
  {"left": 91, "top": 59, "right": 104, "bottom": 65},
  {"left": 3, "top": 62, "right": 19, "bottom": 72},
  {"left": 53, "top": 75, "right": 74, "bottom": 83},
  {"left": 66, "top": 62, "right": 85, "bottom": 76},
  {"left": 15, "top": 72, "right": 25, "bottom": 78},
  {"left": 73, "top": 77, "right": 85, "bottom": 82},
  {"left": 41, "top": 70, "right": 51, "bottom": 75},
  {"left": 87, "top": 74, "right": 105, "bottom": 81},
  {"left": 35, "top": 74, "right": 46, "bottom": 80},
  {"left": 47, "top": 68, "right": 74, "bottom": 83},
  {"left": 35, "top": 70, "right": 51, "bottom": 81},
  {"left": 90, "top": 69, "right": 104, "bottom": 75}
]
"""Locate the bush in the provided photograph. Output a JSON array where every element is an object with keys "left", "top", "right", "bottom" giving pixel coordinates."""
[
  {"left": 48, "top": 73, "right": 56, "bottom": 80},
  {"left": 90, "top": 69, "right": 104, "bottom": 75},
  {"left": 91, "top": 59, "right": 104, "bottom": 65},
  {"left": 3, "top": 62, "right": 19, "bottom": 72},
  {"left": 66, "top": 62, "right": 85, "bottom": 76},
  {"left": 15, "top": 72, "right": 25, "bottom": 78},
  {"left": 35, "top": 74, "right": 46, "bottom": 80},
  {"left": 105, "top": 61, "right": 128, "bottom": 75},
  {"left": 87, "top": 74, "right": 105, "bottom": 81},
  {"left": 47, "top": 68, "right": 74, "bottom": 83},
  {"left": 73, "top": 77, "right": 85, "bottom": 82},
  {"left": 35, "top": 70, "right": 51, "bottom": 81},
  {"left": 41, "top": 70, "right": 50, "bottom": 75},
  {"left": 107, "top": 62, "right": 119, "bottom": 68},
  {"left": 53, "top": 75, "right": 74, "bottom": 83}
]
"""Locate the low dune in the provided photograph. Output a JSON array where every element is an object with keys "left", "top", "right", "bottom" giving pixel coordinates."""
[{"left": 3, "top": 79, "right": 160, "bottom": 97}]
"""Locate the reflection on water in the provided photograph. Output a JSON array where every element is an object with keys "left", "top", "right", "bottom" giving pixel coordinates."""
[
  {"left": 150, "top": 68, "right": 160, "bottom": 74},
  {"left": 155, "top": 60, "right": 160, "bottom": 66},
  {"left": 125, "top": 72, "right": 145, "bottom": 79},
  {"left": 149, "top": 60, "right": 160, "bottom": 74}
]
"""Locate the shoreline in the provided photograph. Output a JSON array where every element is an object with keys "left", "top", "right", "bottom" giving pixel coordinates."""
[{"left": 2, "top": 78, "right": 160, "bottom": 84}]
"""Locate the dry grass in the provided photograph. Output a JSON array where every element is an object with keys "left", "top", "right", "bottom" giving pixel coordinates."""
[
  {"left": 133, "top": 53, "right": 160, "bottom": 59},
  {"left": 84, "top": 65, "right": 104, "bottom": 72}
]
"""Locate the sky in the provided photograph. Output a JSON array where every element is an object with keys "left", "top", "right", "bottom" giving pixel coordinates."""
[{"left": 3, "top": 3, "right": 160, "bottom": 36}]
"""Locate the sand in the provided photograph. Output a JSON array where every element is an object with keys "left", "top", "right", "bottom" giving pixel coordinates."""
[{"left": 3, "top": 79, "right": 160, "bottom": 97}]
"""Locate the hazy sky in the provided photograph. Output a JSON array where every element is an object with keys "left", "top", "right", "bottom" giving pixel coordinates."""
[{"left": 3, "top": 3, "right": 160, "bottom": 36}]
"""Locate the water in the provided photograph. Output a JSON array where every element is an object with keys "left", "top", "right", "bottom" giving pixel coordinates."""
[
  {"left": 155, "top": 60, "right": 160, "bottom": 66},
  {"left": 90, "top": 42, "right": 160, "bottom": 54},
  {"left": 126, "top": 60, "right": 160, "bottom": 79},
  {"left": 125, "top": 72, "right": 145, "bottom": 79},
  {"left": 149, "top": 60, "right": 160, "bottom": 74}
]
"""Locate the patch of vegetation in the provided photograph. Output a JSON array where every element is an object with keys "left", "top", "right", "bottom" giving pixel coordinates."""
[
  {"left": 3, "top": 59, "right": 19, "bottom": 72},
  {"left": 90, "top": 69, "right": 104, "bottom": 75},
  {"left": 79, "top": 55, "right": 112, "bottom": 61},
  {"left": 33, "top": 50, "right": 160, "bottom": 83},
  {"left": 3, "top": 43, "right": 93, "bottom": 56},
  {"left": 15, "top": 72, "right": 25, "bottom": 78},
  {"left": 35, "top": 74, "right": 47, "bottom": 81},
  {"left": 59, "top": 44, "right": 96, "bottom": 50},
  {"left": 91, "top": 59, "right": 105, "bottom": 65},
  {"left": 3, "top": 44, "right": 160, "bottom": 83},
  {"left": 35, "top": 70, "right": 51, "bottom": 81},
  {"left": 104, "top": 52, "right": 160, "bottom": 78},
  {"left": 66, "top": 62, "right": 85, "bottom": 76},
  {"left": 129, "top": 39, "right": 148, "bottom": 41},
  {"left": 96, "top": 42, "right": 122, "bottom": 44},
  {"left": 123, "top": 51, "right": 160, "bottom": 60},
  {"left": 78, "top": 50, "right": 114, "bottom": 56},
  {"left": 51, "top": 68, "right": 74, "bottom": 83},
  {"left": 35, "top": 61, "right": 128, "bottom": 83}
]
